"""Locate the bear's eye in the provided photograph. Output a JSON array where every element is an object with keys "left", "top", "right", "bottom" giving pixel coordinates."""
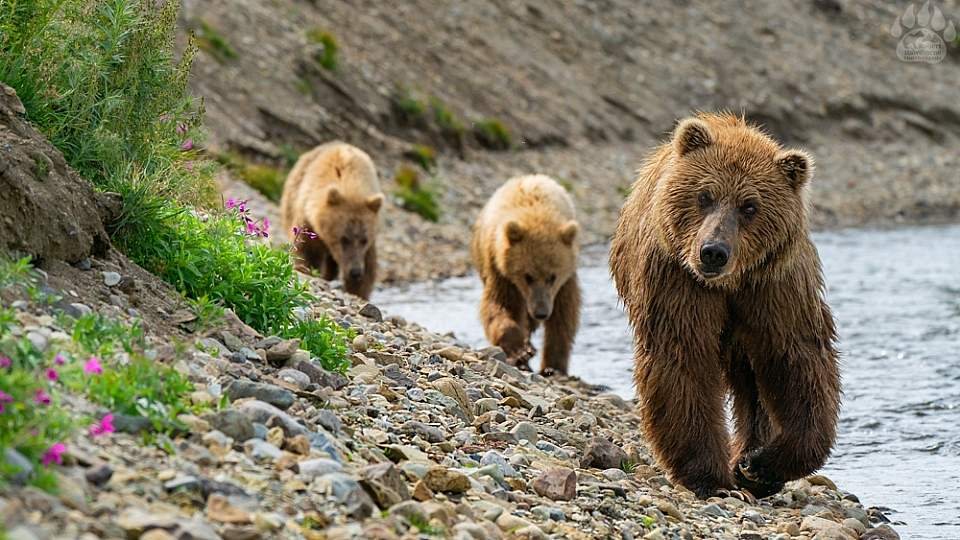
[
  {"left": 340, "top": 236, "right": 350, "bottom": 245},
  {"left": 697, "top": 191, "right": 714, "bottom": 210},
  {"left": 740, "top": 201, "right": 758, "bottom": 218},
  {"left": 547, "top": 274, "right": 556, "bottom": 284},
  {"left": 525, "top": 274, "right": 534, "bottom": 284},
  {"left": 359, "top": 237, "right": 368, "bottom": 246}
]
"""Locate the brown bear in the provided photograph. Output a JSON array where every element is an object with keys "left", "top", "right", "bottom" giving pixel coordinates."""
[
  {"left": 609, "top": 112, "right": 841, "bottom": 499},
  {"left": 471, "top": 174, "right": 581, "bottom": 375},
  {"left": 281, "top": 142, "right": 384, "bottom": 299}
]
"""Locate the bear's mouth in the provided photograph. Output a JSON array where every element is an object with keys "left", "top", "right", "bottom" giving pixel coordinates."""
[{"left": 698, "top": 266, "right": 723, "bottom": 279}]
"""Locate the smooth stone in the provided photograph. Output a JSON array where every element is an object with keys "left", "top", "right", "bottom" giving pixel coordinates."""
[
  {"left": 243, "top": 439, "right": 282, "bottom": 461},
  {"left": 359, "top": 462, "right": 411, "bottom": 508},
  {"left": 422, "top": 466, "right": 470, "bottom": 493},
  {"left": 315, "top": 409, "right": 343, "bottom": 434},
  {"left": 4, "top": 448, "right": 33, "bottom": 485},
  {"left": 238, "top": 400, "right": 308, "bottom": 437},
  {"left": 480, "top": 450, "right": 519, "bottom": 478},
  {"left": 296, "top": 458, "right": 343, "bottom": 478},
  {"left": 277, "top": 368, "right": 310, "bottom": 390},
  {"left": 84, "top": 463, "right": 113, "bottom": 487},
  {"left": 265, "top": 339, "right": 299, "bottom": 363},
  {"left": 102, "top": 271, "right": 121, "bottom": 287},
  {"left": 532, "top": 468, "right": 576, "bottom": 501},
  {"left": 401, "top": 420, "right": 445, "bottom": 443},
  {"left": 359, "top": 303, "right": 383, "bottom": 321},
  {"left": 700, "top": 503, "right": 729, "bottom": 518},
  {"left": 205, "top": 409, "right": 255, "bottom": 442},
  {"left": 225, "top": 380, "right": 295, "bottom": 410},
  {"left": 510, "top": 421, "right": 538, "bottom": 443},
  {"left": 580, "top": 437, "right": 628, "bottom": 470}
]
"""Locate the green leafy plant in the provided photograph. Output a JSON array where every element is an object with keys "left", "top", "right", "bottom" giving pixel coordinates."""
[
  {"left": 408, "top": 513, "right": 444, "bottom": 536},
  {"left": 391, "top": 87, "right": 426, "bottom": 127},
  {"left": 429, "top": 97, "right": 465, "bottom": 144},
  {"left": 403, "top": 144, "right": 437, "bottom": 171},
  {"left": 194, "top": 20, "right": 238, "bottom": 63},
  {"left": 68, "top": 313, "right": 145, "bottom": 357},
  {"left": 284, "top": 317, "right": 354, "bottom": 374},
  {"left": 218, "top": 151, "right": 286, "bottom": 202},
  {"left": 473, "top": 119, "right": 512, "bottom": 150},
  {"left": 393, "top": 166, "right": 441, "bottom": 222},
  {"left": 306, "top": 28, "right": 338, "bottom": 70},
  {"left": 620, "top": 459, "right": 638, "bottom": 474}
]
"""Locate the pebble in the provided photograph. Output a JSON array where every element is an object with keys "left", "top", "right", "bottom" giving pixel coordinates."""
[
  {"left": 205, "top": 409, "right": 255, "bottom": 442},
  {"left": 359, "top": 303, "right": 383, "bottom": 321},
  {"left": 510, "top": 421, "right": 539, "bottom": 443},
  {"left": 422, "top": 466, "right": 470, "bottom": 493}
]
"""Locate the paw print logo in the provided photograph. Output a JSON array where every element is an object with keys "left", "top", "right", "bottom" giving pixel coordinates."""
[{"left": 890, "top": 1, "right": 957, "bottom": 63}]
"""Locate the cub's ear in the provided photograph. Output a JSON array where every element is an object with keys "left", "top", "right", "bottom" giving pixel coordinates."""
[
  {"left": 505, "top": 221, "right": 524, "bottom": 244},
  {"left": 326, "top": 188, "right": 343, "bottom": 206},
  {"left": 674, "top": 118, "right": 713, "bottom": 157},
  {"left": 366, "top": 194, "right": 384, "bottom": 213},
  {"left": 776, "top": 149, "right": 814, "bottom": 189},
  {"left": 559, "top": 220, "right": 579, "bottom": 246}
]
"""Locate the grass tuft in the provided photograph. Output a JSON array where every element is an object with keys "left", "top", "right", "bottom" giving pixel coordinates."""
[
  {"left": 218, "top": 152, "right": 286, "bottom": 202},
  {"left": 306, "top": 28, "right": 338, "bottom": 70},
  {"left": 285, "top": 317, "right": 354, "bottom": 373},
  {"left": 403, "top": 144, "right": 437, "bottom": 171},
  {"left": 429, "top": 97, "right": 465, "bottom": 145},
  {"left": 194, "top": 20, "right": 238, "bottom": 63},
  {"left": 393, "top": 166, "right": 441, "bottom": 223},
  {"left": 390, "top": 87, "right": 427, "bottom": 127},
  {"left": 473, "top": 119, "right": 512, "bottom": 150}
]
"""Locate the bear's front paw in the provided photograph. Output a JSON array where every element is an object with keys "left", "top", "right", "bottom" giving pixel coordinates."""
[{"left": 734, "top": 453, "right": 784, "bottom": 499}]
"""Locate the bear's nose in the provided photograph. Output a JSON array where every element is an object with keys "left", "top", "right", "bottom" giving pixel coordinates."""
[
  {"left": 699, "top": 242, "right": 730, "bottom": 270},
  {"left": 348, "top": 267, "right": 363, "bottom": 280},
  {"left": 533, "top": 309, "right": 550, "bottom": 321}
]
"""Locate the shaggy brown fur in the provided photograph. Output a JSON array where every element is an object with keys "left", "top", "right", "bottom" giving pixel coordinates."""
[
  {"left": 281, "top": 142, "right": 384, "bottom": 299},
  {"left": 471, "top": 175, "right": 581, "bottom": 374},
  {"left": 609, "top": 112, "right": 841, "bottom": 498}
]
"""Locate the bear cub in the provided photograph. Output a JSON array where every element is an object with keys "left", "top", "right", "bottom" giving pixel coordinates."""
[
  {"left": 609, "top": 113, "right": 841, "bottom": 498},
  {"left": 472, "top": 175, "right": 581, "bottom": 375},
  {"left": 281, "top": 142, "right": 384, "bottom": 299}
]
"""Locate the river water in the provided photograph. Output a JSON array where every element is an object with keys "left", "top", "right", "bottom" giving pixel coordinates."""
[{"left": 376, "top": 224, "right": 960, "bottom": 539}]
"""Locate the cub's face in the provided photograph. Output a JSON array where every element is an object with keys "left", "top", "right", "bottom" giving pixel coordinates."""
[
  {"left": 659, "top": 118, "right": 812, "bottom": 287},
  {"left": 313, "top": 188, "right": 383, "bottom": 284},
  {"left": 498, "top": 220, "right": 579, "bottom": 321}
]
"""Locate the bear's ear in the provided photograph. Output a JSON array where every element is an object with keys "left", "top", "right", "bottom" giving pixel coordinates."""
[
  {"left": 505, "top": 221, "right": 524, "bottom": 244},
  {"left": 366, "top": 194, "right": 384, "bottom": 213},
  {"left": 674, "top": 118, "right": 713, "bottom": 157},
  {"left": 559, "top": 220, "right": 579, "bottom": 246},
  {"left": 776, "top": 149, "right": 814, "bottom": 190},
  {"left": 327, "top": 188, "right": 343, "bottom": 206}
]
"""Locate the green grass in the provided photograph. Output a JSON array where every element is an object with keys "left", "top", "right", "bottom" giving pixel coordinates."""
[
  {"left": 557, "top": 177, "right": 575, "bottom": 193},
  {"left": 306, "top": 28, "right": 338, "bottom": 70},
  {"left": 403, "top": 144, "right": 437, "bottom": 171},
  {"left": 390, "top": 87, "right": 427, "bottom": 126},
  {"left": 473, "top": 119, "right": 512, "bottom": 150},
  {"left": 393, "top": 166, "right": 441, "bottom": 222},
  {"left": 285, "top": 317, "right": 354, "bottom": 373},
  {"left": 620, "top": 459, "right": 638, "bottom": 474},
  {"left": 194, "top": 20, "right": 238, "bottom": 63},
  {"left": 408, "top": 514, "right": 444, "bottom": 536},
  {"left": 429, "top": 97, "right": 465, "bottom": 144},
  {"left": 218, "top": 151, "right": 286, "bottom": 202}
]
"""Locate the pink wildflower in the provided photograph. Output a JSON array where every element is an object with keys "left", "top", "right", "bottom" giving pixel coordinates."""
[
  {"left": 0, "top": 356, "right": 10, "bottom": 368},
  {"left": 0, "top": 390, "right": 11, "bottom": 413},
  {"left": 45, "top": 368, "right": 58, "bottom": 381},
  {"left": 83, "top": 357, "right": 103, "bottom": 375},
  {"left": 176, "top": 122, "right": 188, "bottom": 135},
  {"left": 34, "top": 389, "right": 51, "bottom": 405},
  {"left": 41, "top": 443, "right": 66, "bottom": 466},
  {"left": 89, "top": 414, "right": 115, "bottom": 437},
  {"left": 180, "top": 139, "right": 194, "bottom": 151},
  {"left": 54, "top": 353, "right": 66, "bottom": 365}
]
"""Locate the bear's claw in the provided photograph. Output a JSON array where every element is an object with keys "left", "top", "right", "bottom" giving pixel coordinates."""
[{"left": 734, "top": 454, "right": 785, "bottom": 499}]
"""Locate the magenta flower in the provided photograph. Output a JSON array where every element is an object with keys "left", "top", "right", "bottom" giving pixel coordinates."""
[
  {"left": 293, "top": 226, "right": 318, "bottom": 241},
  {"left": 45, "top": 368, "right": 58, "bottom": 381},
  {"left": 226, "top": 197, "right": 237, "bottom": 209},
  {"left": 183, "top": 160, "right": 195, "bottom": 172},
  {"left": 0, "top": 356, "right": 10, "bottom": 368},
  {"left": 180, "top": 139, "right": 194, "bottom": 151},
  {"left": 41, "top": 443, "right": 66, "bottom": 466},
  {"left": 261, "top": 217, "right": 270, "bottom": 237},
  {"left": 83, "top": 357, "right": 103, "bottom": 375},
  {"left": 34, "top": 389, "right": 51, "bottom": 405},
  {"left": 89, "top": 413, "right": 115, "bottom": 437},
  {"left": 54, "top": 353, "right": 66, "bottom": 365},
  {"left": 0, "top": 390, "right": 12, "bottom": 403},
  {"left": 176, "top": 122, "right": 188, "bottom": 135}
]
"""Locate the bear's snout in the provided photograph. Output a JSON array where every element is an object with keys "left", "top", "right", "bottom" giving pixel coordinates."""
[
  {"left": 699, "top": 242, "right": 730, "bottom": 274},
  {"left": 347, "top": 266, "right": 364, "bottom": 281}
]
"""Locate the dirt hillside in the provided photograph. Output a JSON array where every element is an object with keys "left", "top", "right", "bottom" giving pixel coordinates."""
[{"left": 182, "top": 0, "right": 960, "bottom": 281}]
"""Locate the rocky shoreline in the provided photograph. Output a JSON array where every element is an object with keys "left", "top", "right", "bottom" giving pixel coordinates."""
[{"left": 0, "top": 257, "right": 900, "bottom": 540}]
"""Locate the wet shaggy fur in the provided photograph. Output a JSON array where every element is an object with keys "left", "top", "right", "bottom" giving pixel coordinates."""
[
  {"left": 471, "top": 175, "right": 581, "bottom": 374},
  {"left": 281, "top": 142, "right": 384, "bottom": 299},
  {"left": 609, "top": 113, "right": 841, "bottom": 498}
]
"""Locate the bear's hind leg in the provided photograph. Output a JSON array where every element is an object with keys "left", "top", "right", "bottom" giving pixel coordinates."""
[
  {"left": 541, "top": 275, "right": 581, "bottom": 375},
  {"left": 636, "top": 353, "right": 733, "bottom": 498}
]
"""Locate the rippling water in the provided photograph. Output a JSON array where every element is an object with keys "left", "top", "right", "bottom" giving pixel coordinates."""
[{"left": 377, "top": 224, "right": 960, "bottom": 539}]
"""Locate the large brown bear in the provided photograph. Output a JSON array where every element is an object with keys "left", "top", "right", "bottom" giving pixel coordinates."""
[
  {"left": 472, "top": 175, "right": 581, "bottom": 375},
  {"left": 281, "top": 142, "right": 384, "bottom": 299},
  {"left": 609, "top": 112, "right": 841, "bottom": 499}
]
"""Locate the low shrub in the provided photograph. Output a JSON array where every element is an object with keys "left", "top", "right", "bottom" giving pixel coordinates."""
[
  {"left": 393, "top": 166, "right": 441, "bottom": 223},
  {"left": 306, "top": 28, "right": 338, "bottom": 70},
  {"left": 429, "top": 97, "right": 465, "bottom": 144},
  {"left": 391, "top": 87, "right": 427, "bottom": 127},
  {"left": 218, "top": 152, "right": 286, "bottom": 202},
  {"left": 403, "top": 144, "right": 437, "bottom": 171},
  {"left": 473, "top": 119, "right": 512, "bottom": 150},
  {"left": 194, "top": 20, "right": 238, "bottom": 63},
  {"left": 285, "top": 318, "right": 354, "bottom": 373}
]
